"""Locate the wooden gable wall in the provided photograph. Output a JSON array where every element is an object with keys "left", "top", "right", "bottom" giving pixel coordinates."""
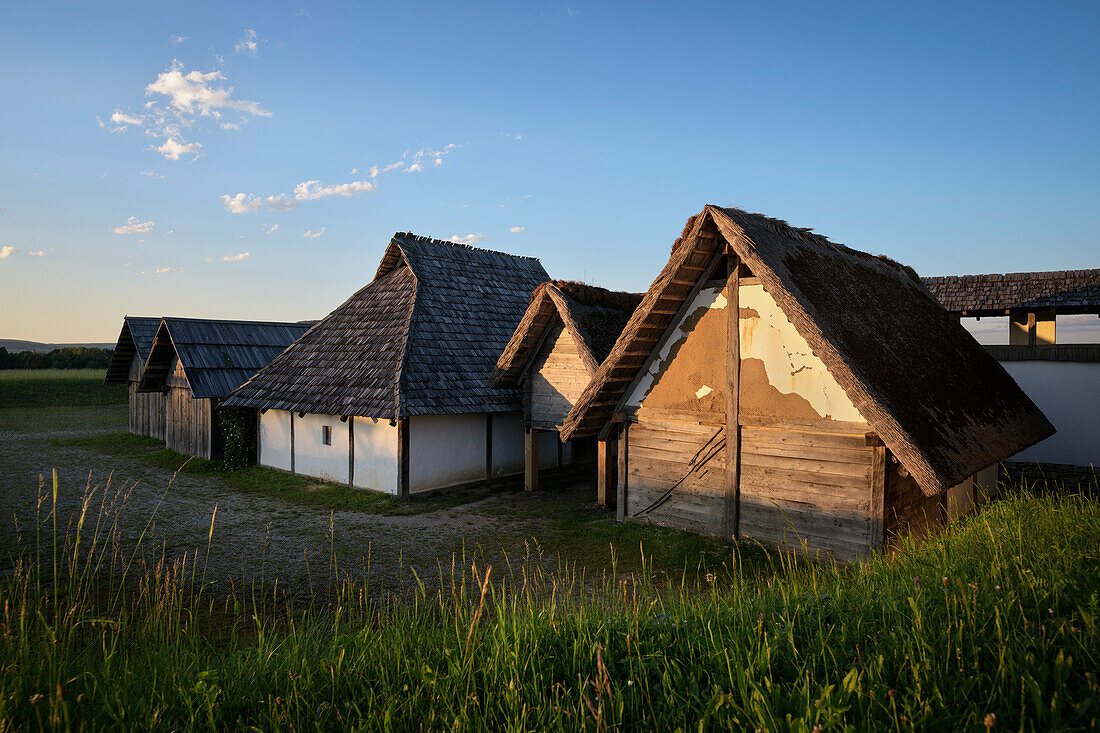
[{"left": 528, "top": 320, "right": 592, "bottom": 431}]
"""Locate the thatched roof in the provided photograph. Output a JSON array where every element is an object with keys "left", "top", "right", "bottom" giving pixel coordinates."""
[
  {"left": 139, "top": 318, "right": 313, "bottom": 399},
  {"left": 224, "top": 233, "right": 548, "bottom": 418},
  {"left": 491, "top": 281, "right": 642, "bottom": 386},
  {"left": 104, "top": 316, "right": 161, "bottom": 384},
  {"left": 922, "top": 269, "right": 1100, "bottom": 316},
  {"left": 561, "top": 205, "right": 1055, "bottom": 496}
]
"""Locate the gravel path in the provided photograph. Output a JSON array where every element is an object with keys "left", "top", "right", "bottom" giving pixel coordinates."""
[{"left": 0, "top": 406, "right": 581, "bottom": 598}]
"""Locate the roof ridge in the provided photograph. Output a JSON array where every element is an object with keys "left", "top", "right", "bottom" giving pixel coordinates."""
[
  {"left": 922, "top": 268, "right": 1100, "bottom": 281},
  {"left": 161, "top": 316, "right": 311, "bottom": 326},
  {"left": 394, "top": 231, "right": 542, "bottom": 261}
]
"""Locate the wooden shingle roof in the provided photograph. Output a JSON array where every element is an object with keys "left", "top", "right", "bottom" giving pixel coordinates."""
[
  {"left": 104, "top": 316, "right": 161, "bottom": 384},
  {"left": 491, "top": 281, "right": 642, "bottom": 387},
  {"left": 139, "top": 317, "right": 313, "bottom": 399},
  {"left": 562, "top": 205, "right": 1055, "bottom": 496},
  {"left": 922, "top": 269, "right": 1100, "bottom": 316},
  {"left": 224, "top": 233, "right": 549, "bottom": 418}
]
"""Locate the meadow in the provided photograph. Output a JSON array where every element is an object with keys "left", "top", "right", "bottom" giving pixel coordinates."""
[
  {"left": 0, "top": 369, "right": 125, "bottom": 408},
  {"left": 0, "top": 473, "right": 1095, "bottom": 731}
]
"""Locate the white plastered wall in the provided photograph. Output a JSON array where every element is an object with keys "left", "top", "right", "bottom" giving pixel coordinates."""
[
  {"left": 259, "top": 409, "right": 292, "bottom": 472},
  {"left": 294, "top": 413, "right": 350, "bottom": 485},
  {"left": 491, "top": 411, "right": 526, "bottom": 477},
  {"left": 352, "top": 416, "right": 399, "bottom": 494},
  {"left": 1001, "top": 361, "right": 1100, "bottom": 466},
  {"left": 409, "top": 413, "right": 488, "bottom": 492}
]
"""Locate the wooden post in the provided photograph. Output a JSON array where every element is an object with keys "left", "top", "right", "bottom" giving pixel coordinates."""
[
  {"left": 485, "top": 413, "right": 493, "bottom": 488},
  {"left": 289, "top": 410, "right": 295, "bottom": 474},
  {"left": 348, "top": 416, "right": 355, "bottom": 488},
  {"left": 1027, "top": 311, "right": 1037, "bottom": 348},
  {"left": 724, "top": 256, "right": 741, "bottom": 541},
  {"left": 525, "top": 428, "right": 539, "bottom": 492},
  {"left": 397, "top": 418, "right": 410, "bottom": 499},
  {"left": 255, "top": 409, "right": 262, "bottom": 467},
  {"left": 870, "top": 444, "right": 886, "bottom": 551},
  {"left": 557, "top": 437, "right": 563, "bottom": 469},
  {"left": 597, "top": 439, "right": 611, "bottom": 507},
  {"left": 616, "top": 423, "right": 628, "bottom": 522}
]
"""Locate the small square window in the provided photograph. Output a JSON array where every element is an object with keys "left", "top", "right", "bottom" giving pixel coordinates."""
[{"left": 322, "top": 425, "right": 332, "bottom": 445}]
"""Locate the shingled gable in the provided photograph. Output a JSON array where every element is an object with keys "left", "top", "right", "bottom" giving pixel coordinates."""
[
  {"left": 139, "top": 318, "right": 313, "bottom": 399},
  {"left": 105, "top": 316, "right": 161, "bottom": 384},
  {"left": 561, "top": 204, "right": 1055, "bottom": 496},
  {"left": 490, "top": 281, "right": 643, "bottom": 386},
  {"left": 224, "top": 233, "right": 549, "bottom": 418}
]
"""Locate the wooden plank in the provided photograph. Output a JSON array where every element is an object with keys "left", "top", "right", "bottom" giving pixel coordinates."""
[
  {"left": 629, "top": 443, "right": 726, "bottom": 472},
  {"left": 597, "top": 439, "right": 611, "bottom": 507},
  {"left": 741, "top": 481, "right": 870, "bottom": 511},
  {"left": 627, "top": 455, "right": 726, "bottom": 493},
  {"left": 739, "top": 439, "right": 872, "bottom": 465},
  {"left": 870, "top": 444, "right": 886, "bottom": 550},
  {"left": 738, "top": 414, "right": 868, "bottom": 435},
  {"left": 397, "top": 418, "right": 409, "bottom": 499},
  {"left": 740, "top": 451, "right": 872, "bottom": 480},
  {"left": 726, "top": 256, "right": 740, "bottom": 541},
  {"left": 290, "top": 409, "right": 295, "bottom": 474},
  {"left": 485, "top": 413, "right": 493, "bottom": 487},
  {"left": 633, "top": 405, "right": 725, "bottom": 426},
  {"left": 616, "top": 424, "right": 628, "bottom": 522},
  {"left": 741, "top": 426, "right": 870, "bottom": 451},
  {"left": 348, "top": 416, "right": 355, "bottom": 488},
  {"left": 525, "top": 428, "right": 539, "bottom": 492},
  {"left": 740, "top": 463, "right": 870, "bottom": 492}
]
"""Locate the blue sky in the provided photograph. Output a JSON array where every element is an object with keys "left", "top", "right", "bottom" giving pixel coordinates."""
[{"left": 1, "top": 1, "right": 1098, "bottom": 342}]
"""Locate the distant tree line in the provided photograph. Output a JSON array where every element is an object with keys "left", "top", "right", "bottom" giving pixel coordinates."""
[{"left": 0, "top": 347, "right": 115, "bottom": 370}]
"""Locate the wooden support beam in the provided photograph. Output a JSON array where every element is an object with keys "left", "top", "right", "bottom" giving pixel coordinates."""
[
  {"left": 289, "top": 410, "right": 295, "bottom": 475},
  {"left": 397, "top": 418, "right": 410, "bottom": 499},
  {"left": 525, "top": 428, "right": 539, "bottom": 492},
  {"left": 348, "top": 416, "right": 354, "bottom": 488},
  {"left": 724, "top": 256, "right": 741, "bottom": 541},
  {"left": 870, "top": 445, "right": 886, "bottom": 551},
  {"left": 597, "top": 439, "right": 612, "bottom": 507},
  {"left": 616, "top": 423, "right": 628, "bottom": 522},
  {"left": 485, "top": 412, "right": 493, "bottom": 488}
]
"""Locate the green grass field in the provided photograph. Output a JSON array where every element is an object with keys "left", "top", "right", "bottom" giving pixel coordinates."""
[
  {"left": 0, "top": 480, "right": 1095, "bottom": 730},
  {"left": 0, "top": 369, "right": 125, "bottom": 408}
]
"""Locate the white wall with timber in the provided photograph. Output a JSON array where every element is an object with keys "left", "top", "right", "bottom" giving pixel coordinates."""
[
  {"left": 259, "top": 409, "right": 292, "bottom": 472},
  {"left": 352, "top": 416, "right": 399, "bottom": 494},
  {"left": 409, "top": 413, "right": 490, "bottom": 492},
  {"left": 295, "top": 413, "right": 350, "bottom": 485},
  {"left": 490, "top": 412, "right": 526, "bottom": 478},
  {"left": 1001, "top": 361, "right": 1100, "bottom": 466}
]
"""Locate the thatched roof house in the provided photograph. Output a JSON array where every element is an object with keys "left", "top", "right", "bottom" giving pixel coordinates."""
[
  {"left": 224, "top": 233, "right": 549, "bottom": 495},
  {"left": 105, "top": 316, "right": 165, "bottom": 440},
  {"left": 561, "top": 205, "right": 1054, "bottom": 557},
  {"left": 491, "top": 281, "right": 641, "bottom": 494},
  {"left": 138, "top": 317, "right": 312, "bottom": 459}
]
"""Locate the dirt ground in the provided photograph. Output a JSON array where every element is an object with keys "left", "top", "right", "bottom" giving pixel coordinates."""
[{"left": 0, "top": 405, "right": 634, "bottom": 599}]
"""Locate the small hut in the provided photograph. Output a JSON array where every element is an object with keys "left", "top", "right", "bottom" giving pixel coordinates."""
[
  {"left": 105, "top": 316, "right": 165, "bottom": 440},
  {"left": 561, "top": 205, "right": 1055, "bottom": 559},
  {"left": 224, "top": 233, "right": 549, "bottom": 496},
  {"left": 138, "top": 317, "right": 312, "bottom": 459},
  {"left": 491, "top": 281, "right": 641, "bottom": 497}
]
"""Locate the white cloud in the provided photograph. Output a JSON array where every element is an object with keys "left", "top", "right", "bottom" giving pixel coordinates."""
[
  {"left": 349, "top": 167, "right": 358, "bottom": 175},
  {"left": 265, "top": 223, "right": 279, "bottom": 233},
  {"left": 303, "top": 228, "right": 326, "bottom": 239},
  {"left": 111, "top": 111, "right": 143, "bottom": 127},
  {"left": 510, "top": 226, "right": 525, "bottom": 233},
  {"left": 145, "top": 62, "right": 269, "bottom": 118},
  {"left": 112, "top": 216, "right": 155, "bottom": 235},
  {"left": 448, "top": 233, "right": 485, "bottom": 246},
  {"left": 140, "top": 170, "right": 165, "bottom": 179},
  {"left": 223, "top": 252, "right": 250, "bottom": 262},
  {"left": 154, "top": 138, "right": 202, "bottom": 160},
  {"left": 221, "top": 143, "right": 458, "bottom": 213},
  {"left": 235, "top": 29, "right": 259, "bottom": 55},
  {"left": 27, "top": 250, "right": 45, "bottom": 257},
  {"left": 154, "top": 266, "right": 183, "bottom": 275},
  {"left": 169, "top": 35, "right": 188, "bottom": 45},
  {"left": 0, "top": 246, "right": 16, "bottom": 259}
]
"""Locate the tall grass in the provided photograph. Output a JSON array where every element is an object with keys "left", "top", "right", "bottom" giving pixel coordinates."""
[{"left": 1, "top": 471, "right": 1096, "bottom": 730}]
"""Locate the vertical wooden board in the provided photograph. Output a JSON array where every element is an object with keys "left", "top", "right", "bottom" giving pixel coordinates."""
[
  {"left": 725, "top": 256, "right": 740, "bottom": 541},
  {"left": 348, "top": 416, "right": 355, "bottom": 488},
  {"left": 485, "top": 413, "right": 493, "bottom": 486},
  {"left": 525, "top": 428, "right": 539, "bottom": 492},
  {"left": 289, "top": 411, "right": 296, "bottom": 474},
  {"left": 597, "top": 440, "right": 610, "bottom": 506},
  {"left": 616, "top": 424, "right": 628, "bottom": 522},
  {"left": 870, "top": 444, "right": 886, "bottom": 550},
  {"left": 397, "top": 418, "right": 410, "bottom": 499}
]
